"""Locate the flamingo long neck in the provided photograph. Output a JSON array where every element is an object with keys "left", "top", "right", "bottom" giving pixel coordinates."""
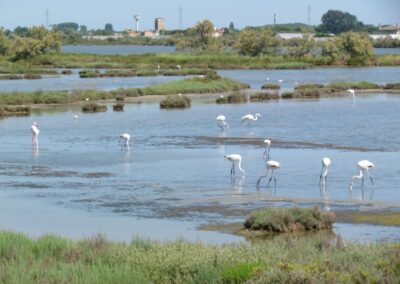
[
  {"left": 237, "top": 159, "right": 245, "bottom": 175},
  {"left": 254, "top": 114, "right": 260, "bottom": 121}
]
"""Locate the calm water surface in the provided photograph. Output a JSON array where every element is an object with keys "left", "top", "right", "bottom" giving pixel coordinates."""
[
  {"left": 62, "top": 45, "right": 176, "bottom": 55},
  {"left": 1, "top": 94, "right": 400, "bottom": 242}
]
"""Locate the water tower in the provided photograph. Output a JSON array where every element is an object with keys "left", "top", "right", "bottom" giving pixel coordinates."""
[{"left": 134, "top": 15, "right": 141, "bottom": 31}]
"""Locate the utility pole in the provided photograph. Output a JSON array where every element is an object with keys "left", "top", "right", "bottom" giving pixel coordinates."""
[
  {"left": 273, "top": 13, "right": 276, "bottom": 25},
  {"left": 307, "top": 5, "right": 313, "bottom": 25},
  {"left": 179, "top": 5, "right": 183, "bottom": 30}
]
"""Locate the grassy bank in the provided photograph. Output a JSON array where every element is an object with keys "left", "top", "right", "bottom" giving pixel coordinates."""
[
  {"left": 0, "top": 76, "right": 249, "bottom": 106},
  {"left": 0, "top": 231, "right": 399, "bottom": 283}
]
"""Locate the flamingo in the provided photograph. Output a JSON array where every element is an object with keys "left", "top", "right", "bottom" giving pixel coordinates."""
[
  {"left": 349, "top": 160, "right": 375, "bottom": 191},
  {"left": 263, "top": 139, "right": 271, "bottom": 161},
  {"left": 319, "top": 157, "right": 331, "bottom": 190},
  {"left": 347, "top": 89, "right": 355, "bottom": 100},
  {"left": 31, "top": 122, "right": 39, "bottom": 148},
  {"left": 157, "top": 65, "right": 160, "bottom": 72},
  {"left": 73, "top": 114, "right": 79, "bottom": 120},
  {"left": 216, "top": 115, "right": 229, "bottom": 129},
  {"left": 119, "top": 133, "right": 131, "bottom": 150},
  {"left": 256, "top": 160, "right": 281, "bottom": 190},
  {"left": 176, "top": 65, "right": 181, "bottom": 70},
  {"left": 278, "top": 79, "right": 283, "bottom": 83},
  {"left": 241, "top": 113, "right": 261, "bottom": 127},
  {"left": 224, "top": 154, "right": 245, "bottom": 176},
  {"left": 265, "top": 77, "right": 270, "bottom": 82}
]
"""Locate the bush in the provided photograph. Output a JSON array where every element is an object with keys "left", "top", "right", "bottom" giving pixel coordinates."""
[
  {"left": 250, "top": 92, "right": 280, "bottom": 102},
  {"left": 113, "top": 103, "right": 124, "bottom": 111},
  {"left": 295, "top": 83, "right": 324, "bottom": 90},
  {"left": 160, "top": 94, "right": 191, "bottom": 109},
  {"left": 227, "top": 92, "right": 247, "bottom": 103},
  {"left": 261, "top": 83, "right": 281, "bottom": 90},
  {"left": 215, "top": 95, "right": 228, "bottom": 104},
  {"left": 61, "top": 69, "right": 73, "bottom": 75},
  {"left": 82, "top": 102, "right": 107, "bottom": 113},
  {"left": 384, "top": 82, "right": 400, "bottom": 90},
  {"left": 281, "top": 92, "right": 294, "bottom": 99},
  {"left": 24, "top": 73, "right": 41, "bottom": 80},
  {"left": 244, "top": 206, "right": 335, "bottom": 233}
]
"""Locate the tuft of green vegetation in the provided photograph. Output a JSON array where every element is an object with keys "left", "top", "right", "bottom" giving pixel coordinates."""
[
  {"left": 250, "top": 92, "right": 280, "bottom": 101},
  {"left": 112, "top": 103, "right": 124, "bottom": 112},
  {"left": 0, "top": 105, "right": 31, "bottom": 117},
  {"left": 0, "top": 231, "right": 399, "bottom": 283},
  {"left": 327, "top": 81, "right": 381, "bottom": 91},
  {"left": 61, "top": 69, "right": 73, "bottom": 75},
  {"left": 281, "top": 92, "right": 294, "bottom": 99},
  {"left": 226, "top": 92, "right": 247, "bottom": 103},
  {"left": 335, "top": 211, "right": 400, "bottom": 226},
  {"left": 160, "top": 94, "right": 191, "bottom": 109},
  {"left": 384, "top": 82, "right": 400, "bottom": 90},
  {"left": 82, "top": 102, "right": 107, "bottom": 113},
  {"left": 261, "top": 83, "right": 281, "bottom": 89},
  {"left": 244, "top": 206, "right": 336, "bottom": 233},
  {"left": 295, "top": 83, "right": 324, "bottom": 90},
  {"left": 23, "top": 73, "right": 42, "bottom": 80}
]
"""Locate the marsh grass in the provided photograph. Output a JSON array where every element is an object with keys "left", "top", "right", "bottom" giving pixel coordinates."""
[
  {"left": 226, "top": 92, "right": 247, "bottom": 103},
  {"left": 281, "top": 91, "right": 294, "bottom": 99},
  {"left": 113, "top": 103, "right": 124, "bottom": 111},
  {"left": 82, "top": 102, "right": 107, "bottom": 113},
  {"left": 261, "top": 83, "right": 281, "bottom": 90},
  {"left": 0, "top": 77, "right": 247, "bottom": 106},
  {"left": 244, "top": 206, "right": 335, "bottom": 233},
  {"left": 0, "top": 231, "right": 399, "bottom": 283},
  {"left": 160, "top": 95, "right": 191, "bottom": 109},
  {"left": 250, "top": 92, "right": 280, "bottom": 102},
  {"left": 0, "top": 105, "right": 31, "bottom": 117}
]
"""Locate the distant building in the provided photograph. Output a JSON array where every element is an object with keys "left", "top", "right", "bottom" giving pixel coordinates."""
[
  {"left": 155, "top": 18, "right": 165, "bottom": 33},
  {"left": 83, "top": 33, "right": 124, "bottom": 40},
  {"left": 126, "top": 29, "right": 141, "bottom": 37},
  {"left": 276, "top": 33, "right": 305, "bottom": 40},
  {"left": 213, "top": 28, "right": 225, "bottom": 38},
  {"left": 370, "top": 24, "right": 400, "bottom": 40},
  {"left": 143, "top": 30, "right": 157, "bottom": 38}
]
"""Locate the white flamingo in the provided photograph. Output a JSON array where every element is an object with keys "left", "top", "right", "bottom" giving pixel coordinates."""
[
  {"left": 241, "top": 113, "right": 261, "bottom": 127},
  {"left": 119, "top": 133, "right": 131, "bottom": 150},
  {"left": 216, "top": 115, "right": 229, "bottom": 129},
  {"left": 31, "top": 122, "right": 40, "bottom": 148},
  {"left": 256, "top": 160, "right": 281, "bottom": 190},
  {"left": 224, "top": 154, "right": 245, "bottom": 176},
  {"left": 319, "top": 157, "right": 331, "bottom": 190},
  {"left": 349, "top": 160, "right": 375, "bottom": 191},
  {"left": 73, "top": 114, "right": 79, "bottom": 120},
  {"left": 347, "top": 89, "right": 355, "bottom": 100},
  {"left": 263, "top": 139, "right": 271, "bottom": 161}
]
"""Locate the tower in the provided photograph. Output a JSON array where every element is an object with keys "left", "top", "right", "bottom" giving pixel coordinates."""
[
  {"left": 307, "top": 5, "right": 313, "bottom": 25},
  {"left": 179, "top": 5, "right": 183, "bottom": 30},
  {"left": 155, "top": 18, "right": 165, "bottom": 33},
  {"left": 134, "top": 15, "right": 141, "bottom": 32}
]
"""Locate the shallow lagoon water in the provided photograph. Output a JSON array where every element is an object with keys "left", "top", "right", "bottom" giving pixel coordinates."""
[{"left": 1, "top": 94, "right": 400, "bottom": 242}]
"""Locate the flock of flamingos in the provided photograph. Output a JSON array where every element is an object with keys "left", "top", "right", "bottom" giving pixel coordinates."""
[{"left": 30, "top": 91, "right": 374, "bottom": 196}]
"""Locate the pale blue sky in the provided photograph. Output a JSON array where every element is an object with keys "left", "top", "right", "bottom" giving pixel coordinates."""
[{"left": 1, "top": 0, "right": 399, "bottom": 30}]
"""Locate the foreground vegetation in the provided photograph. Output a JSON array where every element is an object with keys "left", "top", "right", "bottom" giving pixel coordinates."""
[
  {"left": 0, "top": 230, "right": 399, "bottom": 283},
  {"left": 0, "top": 75, "right": 248, "bottom": 106}
]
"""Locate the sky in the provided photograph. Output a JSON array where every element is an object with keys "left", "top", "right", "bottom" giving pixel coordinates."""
[{"left": 1, "top": 0, "right": 399, "bottom": 31}]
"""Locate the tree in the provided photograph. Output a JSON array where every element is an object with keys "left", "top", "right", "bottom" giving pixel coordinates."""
[
  {"left": 228, "top": 22, "right": 235, "bottom": 32},
  {"left": 337, "top": 32, "right": 373, "bottom": 60},
  {"left": 80, "top": 25, "right": 88, "bottom": 33},
  {"left": 234, "top": 29, "right": 281, "bottom": 56},
  {"left": 53, "top": 22, "right": 79, "bottom": 32},
  {"left": 105, "top": 23, "right": 114, "bottom": 34},
  {"left": 0, "top": 30, "right": 10, "bottom": 55},
  {"left": 319, "top": 10, "right": 361, "bottom": 34},
  {"left": 195, "top": 19, "right": 214, "bottom": 46},
  {"left": 13, "top": 26, "right": 29, "bottom": 37}
]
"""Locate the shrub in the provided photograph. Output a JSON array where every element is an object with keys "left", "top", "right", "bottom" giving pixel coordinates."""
[
  {"left": 384, "top": 82, "right": 400, "bottom": 90},
  {"left": 261, "top": 83, "right": 281, "bottom": 90},
  {"left": 216, "top": 95, "right": 228, "bottom": 104},
  {"left": 281, "top": 92, "right": 294, "bottom": 99},
  {"left": 250, "top": 92, "right": 280, "bottom": 102},
  {"left": 82, "top": 102, "right": 107, "bottom": 113},
  {"left": 295, "top": 83, "right": 324, "bottom": 90},
  {"left": 227, "top": 92, "right": 247, "bottom": 103},
  {"left": 24, "top": 73, "right": 42, "bottom": 80},
  {"left": 113, "top": 103, "right": 124, "bottom": 111},
  {"left": 160, "top": 94, "right": 191, "bottom": 109},
  {"left": 244, "top": 206, "right": 335, "bottom": 233},
  {"left": 79, "top": 70, "right": 101, "bottom": 78},
  {"left": 61, "top": 69, "right": 72, "bottom": 75}
]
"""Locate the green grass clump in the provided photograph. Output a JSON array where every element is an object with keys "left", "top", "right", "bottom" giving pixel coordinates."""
[
  {"left": 227, "top": 92, "right": 247, "bottom": 103},
  {"left": 261, "top": 83, "right": 281, "bottom": 90},
  {"left": 0, "top": 74, "right": 24, "bottom": 80},
  {"left": 250, "top": 92, "right": 280, "bottom": 101},
  {"left": 160, "top": 94, "right": 191, "bottom": 109},
  {"left": 82, "top": 102, "right": 107, "bottom": 113},
  {"left": 0, "top": 231, "right": 399, "bottom": 283},
  {"left": 0, "top": 105, "right": 31, "bottom": 117},
  {"left": 215, "top": 95, "right": 228, "bottom": 104},
  {"left": 281, "top": 92, "right": 294, "bottom": 99},
  {"left": 293, "top": 88, "right": 326, "bottom": 98},
  {"left": 295, "top": 83, "right": 324, "bottom": 90},
  {"left": 23, "top": 73, "right": 41, "bottom": 80},
  {"left": 327, "top": 81, "right": 381, "bottom": 91},
  {"left": 79, "top": 70, "right": 101, "bottom": 78},
  {"left": 61, "top": 69, "right": 73, "bottom": 75},
  {"left": 384, "top": 82, "right": 400, "bottom": 90},
  {"left": 113, "top": 103, "right": 124, "bottom": 111},
  {"left": 244, "top": 206, "right": 335, "bottom": 233}
]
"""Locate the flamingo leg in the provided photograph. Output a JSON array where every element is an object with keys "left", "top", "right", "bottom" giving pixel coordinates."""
[
  {"left": 273, "top": 174, "right": 277, "bottom": 194},
  {"left": 366, "top": 169, "right": 374, "bottom": 185}
]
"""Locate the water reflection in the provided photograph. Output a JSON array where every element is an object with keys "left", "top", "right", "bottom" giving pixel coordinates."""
[{"left": 230, "top": 176, "right": 244, "bottom": 195}]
